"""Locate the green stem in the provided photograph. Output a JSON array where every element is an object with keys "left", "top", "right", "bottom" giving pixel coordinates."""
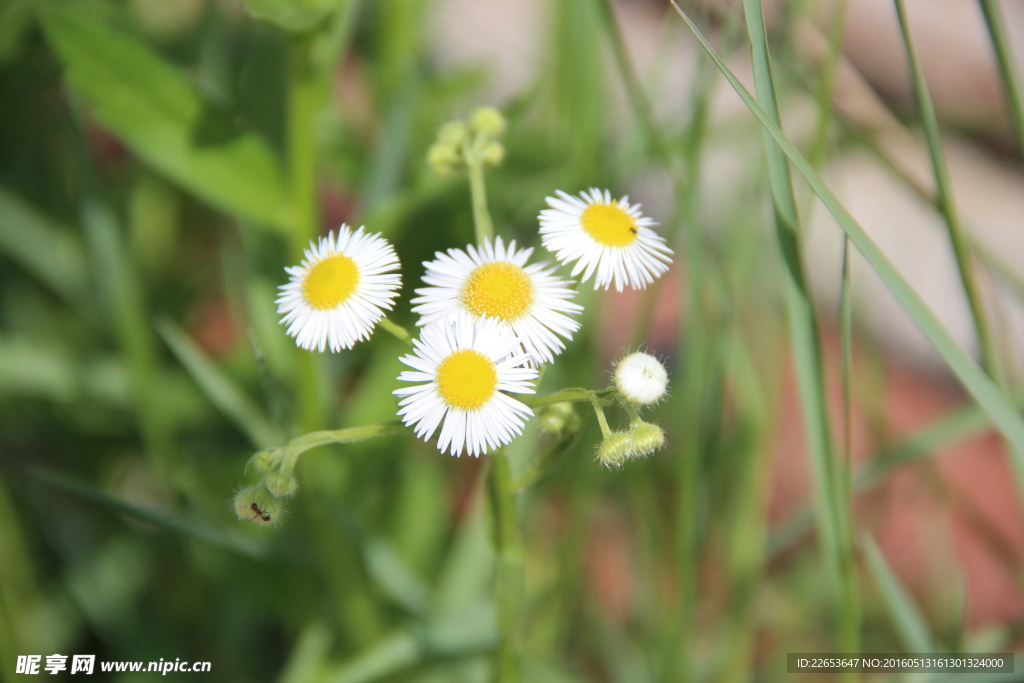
[
  {"left": 591, "top": 401, "right": 614, "bottom": 437},
  {"left": 894, "top": 0, "right": 1001, "bottom": 383},
  {"left": 274, "top": 421, "right": 406, "bottom": 470},
  {"left": 287, "top": 33, "right": 324, "bottom": 434},
  {"left": 463, "top": 146, "right": 494, "bottom": 245},
  {"left": 978, "top": 0, "right": 1024, "bottom": 164},
  {"left": 596, "top": 0, "right": 677, "bottom": 181},
  {"left": 378, "top": 317, "right": 412, "bottom": 344},
  {"left": 524, "top": 387, "right": 614, "bottom": 408},
  {"left": 487, "top": 450, "right": 522, "bottom": 683}
]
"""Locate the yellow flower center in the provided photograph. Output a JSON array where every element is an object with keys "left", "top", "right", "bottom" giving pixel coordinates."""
[
  {"left": 581, "top": 202, "right": 639, "bottom": 247},
  {"left": 303, "top": 254, "right": 360, "bottom": 310},
  {"left": 461, "top": 262, "right": 533, "bottom": 321},
  {"left": 436, "top": 349, "right": 498, "bottom": 410}
]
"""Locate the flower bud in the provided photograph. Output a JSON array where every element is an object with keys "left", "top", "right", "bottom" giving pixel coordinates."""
[
  {"left": 249, "top": 449, "right": 277, "bottom": 474},
  {"left": 265, "top": 472, "right": 299, "bottom": 498},
  {"left": 479, "top": 140, "right": 505, "bottom": 167},
  {"left": 597, "top": 431, "right": 633, "bottom": 468},
  {"left": 233, "top": 484, "right": 284, "bottom": 527},
  {"left": 539, "top": 401, "right": 581, "bottom": 435},
  {"left": 614, "top": 352, "right": 668, "bottom": 405},
  {"left": 628, "top": 420, "right": 665, "bottom": 457},
  {"left": 437, "top": 120, "right": 468, "bottom": 147},
  {"left": 469, "top": 106, "right": 506, "bottom": 137},
  {"left": 427, "top": 142, "right": 461, "bottom": 176}
]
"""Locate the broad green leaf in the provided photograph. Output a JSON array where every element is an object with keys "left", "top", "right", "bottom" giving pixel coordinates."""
[
  {"left": 242, "top": 0, "right": 336, "bottom": 32},
  {"left": 41, "top": 7, "right": 287, "bottom": 229}
]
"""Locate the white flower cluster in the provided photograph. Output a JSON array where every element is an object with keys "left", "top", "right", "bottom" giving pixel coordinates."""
[{"left": 275, "top": 187, "right": 673, "bottom": 457}]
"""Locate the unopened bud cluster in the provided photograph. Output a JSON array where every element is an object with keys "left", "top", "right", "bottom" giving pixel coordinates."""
[
  {"left": 233, "top": 447, "right": 299, "bottom": 526},
  {"left": 427, "top": 106, "right": 507, "bottom": 176},
  {"left": 597, "top": 419, "right": 666, "bottom": 468},
  {"left": 596, "top": 352, "right": 670, "bottom": 468}
]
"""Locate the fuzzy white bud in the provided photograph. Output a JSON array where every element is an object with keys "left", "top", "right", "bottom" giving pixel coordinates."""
[{"left": 614, "top": 352, "right": 668, "bottom": 405}]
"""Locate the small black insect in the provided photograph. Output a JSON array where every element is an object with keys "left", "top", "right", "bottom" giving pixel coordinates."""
[
  {"left": 629, "top": 226, "right": 638, "bottom": 234},
  {"left": 250, "top": 502, "right": 272, "bottom": 523}
]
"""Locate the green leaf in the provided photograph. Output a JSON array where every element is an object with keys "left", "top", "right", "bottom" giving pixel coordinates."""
[
  {"left": 242, "top": 0, "right": 336, "bottom": 32},
  {"left": 41, "top": 7, "right": 287, "bottom": 228},
  {"left": 0, "top": 185, "right": 89, "bottom": 306},
  {"left": 672, "top": 2, "right": 1024, "bottom": 493},
  {"left": 861, "top": 534, "right": 935, "bottom": 653},
  {"left": 742, "top": 0, "right": 857, "bottom": 652},
  {"left": 156, "top": 316, "right": 281, "bottom": 450},
  {"left": 27, "top": 467, "right": 268, "bottom": 559}
]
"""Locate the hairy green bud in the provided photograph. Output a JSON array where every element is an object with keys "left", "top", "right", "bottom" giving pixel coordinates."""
[
  {"left": 233, "top": 484, "right": 284, "bottom": 527},
  {"left": 264, "top": 472, "right": 299, "bottom": 498},
  {"left": 628, "top": 420, "right": 665, "bottom": 457},
  {"left": 597, "top": 431, "right": 633, "bottom": 468}
]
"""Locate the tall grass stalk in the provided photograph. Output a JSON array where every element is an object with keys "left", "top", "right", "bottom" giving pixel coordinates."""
[
  {"left": 807, "top": 0, "right": 848, "bottom": 168},
  {"left": 672, "top": 0, "right": 1024, "bottom": 513},
  {"left": 894, "top": 0, "right": 1002, "bottom": 384},
  {"left": 740, "top": 0, "right": 859, "bottom": 654},
  {"left": 977, "top": 0, "right": 1024, "bottom": 163}
]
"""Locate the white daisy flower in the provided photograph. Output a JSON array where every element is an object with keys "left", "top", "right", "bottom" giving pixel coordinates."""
[
  {"left": 394, "top": 313, "right": 537, "bottom": 457},
  {"left": 276, "top": 225, "right": 401, "bottom": 352},
  {"left": 539, "top": 188, "right": 673, "bottom": 291},
  {"left": 410, "top": 237, "right": 582, "bottom": 365},
  {"left": 614, "top": 351, "right": 669, "bottom": 405}
]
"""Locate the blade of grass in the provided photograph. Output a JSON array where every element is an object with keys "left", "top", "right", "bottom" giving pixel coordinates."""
[
  {"left": 840, "top": 238, "right": 854, "bottom": 503},
  {"left": 861, "top": 533, "right": 935, "bottom": 653},
  {"left": 156, "top": 316, "right": 281, "bottom": 450},
  {"left": 671, "top": 1, "right": 1024, "bottom": 500},
  {"left": 0, "top": 186, "right": 90, "bottom": 308},
  {"left": 596, "top": 0, "right": 675, "bottom": 177},
  {"left": 324, "top": 602, "right": 496, "bottom": 683},
  {"left": 741, "top": 0, "right": 857, "bottom": 653},
  {"left": 26, "top": 467, "right": 268, "bottom": 559},
  {"left": 978, "top": 0, "right": 1024, "bottom": 163},
  {"left": 769, "top": 391, "right": 1024, "bottom": 558},
  {"left": 807, "top": 0, "right": 848, "bottom": 168},
  {"left": 792, "top": 22, "right": 1024, "bottom": 311},
  {"left": 80, "top": 196, "right": 173, "bottom": 473},
  {"left": 894, "top": 0, "right": 1001, "bottom": 383}
]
